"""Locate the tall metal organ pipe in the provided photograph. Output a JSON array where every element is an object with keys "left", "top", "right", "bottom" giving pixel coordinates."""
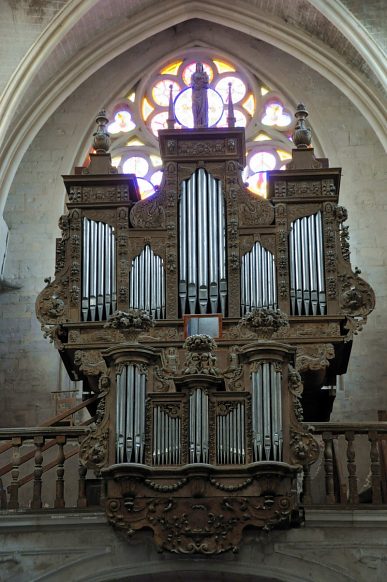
[
  {"left": 289, "top": 211, "right": 326, "bottom": 315},
  {"left": 116, "top": 364, "right": 146, "bottom": 464},
  {"left": 179, "top": 169, "right": 227, "bottom": 315},
  {"left": 251, "top": 363, "right": 283, "bottom": 462},
  {"left": 129, "top": 245, "right": 165, "bottom": 319},
  {"left": 241, "top": 242, "right": 277, "bottom": 314},
  {"left": 82, "top": 217, "right": 116, "bottom": 321},
  {"left": 189, "top": 388, "right": 209, "bottom": 463}
]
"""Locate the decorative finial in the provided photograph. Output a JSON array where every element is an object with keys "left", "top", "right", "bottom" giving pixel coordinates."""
[
  {"left": 227, "top": 82, "right": 236, "bottom": 128},
  {"left": 292, "top": 103, "right": 312, "bottom": 149},
  {"left": 191, "top": 62, "right": 209, "bottom": 128},
  {"left": 92, "top": 109, "right": 111, "bottom": 154},
  {"left": 167, "top": 84, "right": 175, "bottom": 129}
]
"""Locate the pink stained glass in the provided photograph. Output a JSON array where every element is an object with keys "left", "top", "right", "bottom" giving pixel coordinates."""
[
  {"left": 261, "top": 102, "right": 291, "bottom": 127},
  {"left": 150, "top": 111, "right": 169, "bottom": 136},
  {"left": 137, "top": 178, "right": 155, "bottom": 200},
  {"left": 122, "top": 156, "right": 149, "bottom": 177},
  {"left": 152, "top": 80, "right": 181, "bottom": 107},
  {"left": 108, "top": 110, "right": 135, "bottom": 134},
  {"left": 246, "top": 172, "right": 268, "bottom": 197},
  {"left": 249, "top": 151, "right": 276, "bottom": 173},
  {"left": 214, "top": 76, "right": 247, "bottom": 104},
  {"left": 182, "top": 62, "right": 213, "bottom": 86}
]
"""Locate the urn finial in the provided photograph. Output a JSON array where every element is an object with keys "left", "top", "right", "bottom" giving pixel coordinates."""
[
  {"left": 92, "top": 109, "right": 111, "bottom": 154},
  {"left": 292, "top": 103, "right": 312, "bottom": 149}
]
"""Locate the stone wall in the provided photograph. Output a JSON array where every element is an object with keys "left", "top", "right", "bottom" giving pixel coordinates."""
[
  {"left": 0, "top": 22, "right": 386, "bottom": 426},
  {"left": 1, "top": 509, "right": 387, "bottom": 581}
]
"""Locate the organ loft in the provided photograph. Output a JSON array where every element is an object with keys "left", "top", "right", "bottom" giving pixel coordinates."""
[{"left": 36, "top": 64, "right": 375, "bottom": 554}]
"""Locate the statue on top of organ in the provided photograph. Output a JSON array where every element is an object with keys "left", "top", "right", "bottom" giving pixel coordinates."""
[{"left": 36, "top": 63, "right": 375, "bottom": 553}]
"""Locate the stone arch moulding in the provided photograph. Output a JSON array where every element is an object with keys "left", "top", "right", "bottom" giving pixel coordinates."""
[{"left": 0, "top": 0, "right": 386, "bottom": 217}]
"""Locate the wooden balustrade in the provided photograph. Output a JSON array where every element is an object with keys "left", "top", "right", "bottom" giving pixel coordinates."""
[
  {"left": 303, "top": 422, "right": 387, "bottom": 506},
  {"left": 0, "top": 427, "right": 92, "bottom": 510}
]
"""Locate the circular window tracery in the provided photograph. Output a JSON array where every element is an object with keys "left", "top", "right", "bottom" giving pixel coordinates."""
[{"left": 105, "top": 51, "right": 296, "bottom": 199}]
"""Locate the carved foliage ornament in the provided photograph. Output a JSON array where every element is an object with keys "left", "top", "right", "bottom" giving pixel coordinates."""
[
  {"left": 339, "top": 268, "right": 375, "bottom": 318},
  {"left": 104, "top": 466, "right": 301, "bottom": 554},
  {"left": 36, "top": 277, "right": 67, "bottom": 325}
]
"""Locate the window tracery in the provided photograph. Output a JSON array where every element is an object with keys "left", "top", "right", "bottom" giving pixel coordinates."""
[{"left": 104, "top": 51, "right": 296, "bottom": 199}]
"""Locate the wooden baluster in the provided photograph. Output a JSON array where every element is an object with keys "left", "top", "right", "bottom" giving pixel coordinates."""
[
  {"left": 8, "top": 437, "right": 22, "bottom": 509},
  {"left": 31, "top": 436, "right": 44, "bottom": 509},
  {"left": 302, "top": 464, "right": 312, "bottom": 505},
  {"left": 54, "top": 435, "right": 66, "bottom": 509},
  {"left": 369, "top": 430, "right": 382, "bottom": 504},
  {"left": 345, "top": 430, "right": 359, "bottom": 504},
  {"left": 322, "top": 431, "right": 336, "bottom": 504},
  {"left": 77, "top": 463, "right": 87, "bottom": 508}
]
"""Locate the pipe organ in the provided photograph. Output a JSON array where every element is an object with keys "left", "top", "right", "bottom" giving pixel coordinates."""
[
  {"left": 82, "top": 218, "right": 116, "bottom": 321},
  {"left": 116, "top": 363, "right": 146, "bottom": 464},
  {"left": 179, "top": 169, "right": 227, "bottom": 316},
  {"left": 37, "top": 104, "right": 375, "bottom": 552},
  {"left": 241, "top": 242, "right": 277, "bottom": 314},
  {"left": 289, "top": 212, "right": 326, "bottom": 316},
  {"left": 251, "top": 362, "right": 282, "bottom": 462},
  {"left": 129, "top": 245, "right": 165, "bottom": 319}
]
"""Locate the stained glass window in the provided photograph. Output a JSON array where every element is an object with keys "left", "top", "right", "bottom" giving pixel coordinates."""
[{"left": 105, "top": 50, "right": 297, "bottom": 198}]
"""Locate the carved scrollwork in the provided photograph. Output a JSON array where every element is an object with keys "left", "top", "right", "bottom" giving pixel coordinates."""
[
  {"left": 130, "top": 193, "right": 166, "bottom": 228},
  {"left": 289, "top": 429, "right": 320, "bottom": 466},
  {"left": 296, "top": 343, "right": 335, "bottom": 373},
  {"left": 36, "top": 277, "right": 68, "bottom": 325},
  {"left": 238, "top": 191, "right": 274, "bottom": 226},
  {"left": 73, "top": 350, "right": 107, "bottom": 377},
  {"left": 79, "top": 427, "right": 109, "bottom": 469},
  {"left": 339, "top": 269, "right": 375, "bottom": 318}
]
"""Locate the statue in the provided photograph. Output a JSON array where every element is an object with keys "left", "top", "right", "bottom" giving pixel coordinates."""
[{"left": 191, "top": 62, "right": 209, "bottom": 128}]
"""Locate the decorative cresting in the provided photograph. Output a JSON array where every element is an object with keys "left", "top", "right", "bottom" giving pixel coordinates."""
[
  {"left": 289, "top": 211, "right": 326, "bottom": 315},
  {"left": 129, "top": 245, "right": 165, "bottom": 319},
  {"left": 82, "top": 217, "right": 116, "bottom": 321},
  {"left": 241, "top": 241, "right": 277, "bottom": 314},
  {"left": 179, "top": 169, "right": 227, "bottom": 315}
]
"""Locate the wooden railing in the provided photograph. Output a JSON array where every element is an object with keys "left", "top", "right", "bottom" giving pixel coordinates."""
[
  {"left": 302, "top": 422, "right": 387, "bottom": 506},
  {"left": 1, "top": 419, "right": 386, "bottom": 511},
  {"left": 0, "top": 427, "right": 92, "bottom": 510},
  {"left": 0, "top": 395, "right": 101, "bottom": 510}
]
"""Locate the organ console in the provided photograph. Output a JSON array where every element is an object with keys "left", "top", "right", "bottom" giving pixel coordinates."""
[{"left": 36, "top": 69, "right": 375, "bottom": 553}]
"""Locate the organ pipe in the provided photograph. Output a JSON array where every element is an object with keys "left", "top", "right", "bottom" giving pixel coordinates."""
[
  {"left": 241, "top": 242, "right": 277, "bottom": 314},
  {"left": 129, "top": 245, "right": 166, "bottom": 319},
  {"left": 216, "top": 402, "right": 245, "bottom": 465},
  {"left": 251, "top": 363, "right": 283, "bottom": 462},
  {"left": 179, "top": 169, "right": 227, "bottom": 315},
  {"left": 289, "top": 212, "right": 326, "bottom": 315},
  {"left": 189, "top": 388, "right": 209, "bottom": 463},
  {"left": 82, "top": 217, "right": 115, "bottom": 321},
  {"left": 115, "top": 364, "right": 146, "bottom": 464}
]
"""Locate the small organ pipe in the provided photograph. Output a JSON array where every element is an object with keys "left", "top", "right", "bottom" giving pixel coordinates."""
[
  {"left": 241, "top": 242, "right": 277, "bottom": 313},
  {"left": 290, "top": 211, "right": 326, "bottom": 315},
  {"left": 111, "top": 227, "right": 116, "bottom": 313},
  {"left": 97, "top": 222, "right": 105, "bottom": 320},
  {"left": 105, "top": 224, "right": 112, "bottom": 317},
  {"left": 270, "top": 365, "right": 279, "bottom": 461},
  {"left": 218, "top": 181, "right": 227, "bottom": 315},
  {"left": 89, "top": 221, "right": 97, "bottom": 321},
  {"left": 179, "top": 182, "right": 188, "bottom": 314},
  {"left": 129, "top": 246, "right": 165, "bottom": 319},
  {"left": 125, "top": 365, "right": 134, "bottom": 462}
]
